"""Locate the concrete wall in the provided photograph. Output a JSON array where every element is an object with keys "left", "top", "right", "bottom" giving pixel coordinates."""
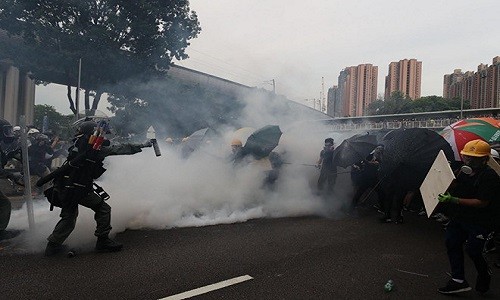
[
  {"left": 168, "top": 65, "right": 252, "bottom": 97},
  {"left": 0, "top": 60, "right": 325, "bottom": 127},
  {"left": 168, "top": 64, "right": 330, "bottom": 121},
  {"left": 0, "top": 63, "right": 35, "bottom": 125}
]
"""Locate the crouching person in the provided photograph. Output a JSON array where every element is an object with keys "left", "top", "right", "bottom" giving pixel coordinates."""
[{"left": 43, "top": 120, "right": 152, "bottom": 256}]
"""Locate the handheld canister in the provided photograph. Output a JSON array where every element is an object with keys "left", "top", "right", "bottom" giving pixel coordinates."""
[
  {"left": 151, "top": 139, "right": 161, "bottom": 156},
  {"left": 147, "top": 126, "right": 161, "bottom": 156}
]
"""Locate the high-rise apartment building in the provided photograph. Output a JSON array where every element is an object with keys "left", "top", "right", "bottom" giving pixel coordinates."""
[
  {"left": 334, "top": 64, "right": 378, "bottom": 117},
  {"left": 443, "top": 69, "right": 465, "bottom": 99},
  {"left": 443, "top": 56, "right": 500, "bottom": 109},
  {"left": 384, "top": 58, "right": 422, "bottom": 100},
  {"left": 326, "top": 85, "right": 340, "bottom": 117}
]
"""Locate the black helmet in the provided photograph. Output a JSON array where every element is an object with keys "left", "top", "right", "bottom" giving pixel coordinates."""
[
  {"left": 0, "top": 118, "right": 15, "bottom": 143},
  {"left": 35, "top": 133, "right": 50, "bottom": 143},
  {"left": 77, "top": 120, "right": 98, "bottom": 135}
]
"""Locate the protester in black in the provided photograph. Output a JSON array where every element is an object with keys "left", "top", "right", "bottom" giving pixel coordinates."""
[
  {"left": 437, "top": 140, "right": 500, "bottom": 295},
  {"left": 316, "top": 138, "right": 336, "bottom": 195},
  {"left": 351, "top": 145, "right": 385, "bottom": 212},
  {"left": 488, "top": 149, "right": 500, "bottom": 267}
]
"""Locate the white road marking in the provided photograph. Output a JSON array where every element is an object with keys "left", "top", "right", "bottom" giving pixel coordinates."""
[
  {"left": 159, "top": 275, "right": 254, "bottom": 300},
  {"left": 395, "top": 268, "right": 429, "bottom": 277}
]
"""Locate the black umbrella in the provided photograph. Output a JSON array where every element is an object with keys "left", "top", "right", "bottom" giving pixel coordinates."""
[
  {"left": 332, "top": 133, "right": 379, "bottom": 168},
  {"left": 244, "top": 125, "right": 282, "bottom": 159},
  {"left": 379, "top": 128, "right": 455, "bottom": 190}
]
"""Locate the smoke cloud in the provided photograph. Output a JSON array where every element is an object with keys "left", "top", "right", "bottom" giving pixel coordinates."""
[{"left": 7, "top": 84, "right": 362, "bottom": 253}]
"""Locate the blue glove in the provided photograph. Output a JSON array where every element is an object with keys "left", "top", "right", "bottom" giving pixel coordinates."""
[{"left": 438, "top": 192, "right": 459, "bottom": 204}]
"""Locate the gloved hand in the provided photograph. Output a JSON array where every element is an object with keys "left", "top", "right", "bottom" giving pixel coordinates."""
[
  {"left": 141, "top": 140, "right": 153, "bottom": 148},
  {"left": 438, "top": 192, "right": 459, "bottom": 204},
  {"left": 7, "top": 172, "right": 24, "bottom": 185}
]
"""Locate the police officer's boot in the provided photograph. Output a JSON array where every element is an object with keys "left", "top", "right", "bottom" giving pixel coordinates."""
[
  {"left": 95, "top": 236, "right": 123, "bottom": 252},
  {"left": 44, "top": 241, "right": 68, "bottom": 256},
  {"left": 0, "top": 229, "right": 20, "bottom": 241}
]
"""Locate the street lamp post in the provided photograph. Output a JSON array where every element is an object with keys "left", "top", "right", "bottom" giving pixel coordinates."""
[
  {"left": 264, "top": 79, "right": 276, "bottom": 94},
  {"left": 75, "top": 58, "right": 81, "bottom": 122},
  {"left": 460, "top": 97, "right": 464, "bottom": 119}
]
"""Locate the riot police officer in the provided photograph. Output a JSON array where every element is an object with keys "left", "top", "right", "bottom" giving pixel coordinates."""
[
  {"left": 44, "top": 120, "right": 152, "bottom": 256},
  {"left": 0, "top": 118, "right": 22, "bottom": 241}
]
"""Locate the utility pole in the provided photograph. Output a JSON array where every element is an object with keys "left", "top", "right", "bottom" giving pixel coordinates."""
[
  {"left": 264, "top": 79, "right": 276, "bottom": 94},
  {"left": 460, "top": 96, "right": 464, "bottom": 119},
  {"left": 321, "top": 77, "right": 325, "bottom": 112},
  {"left": 20, "top": 115, "right": 35, "bottom": 230},
  {"left": 75, "top": 58, "right": 82, "bottom": 122}
]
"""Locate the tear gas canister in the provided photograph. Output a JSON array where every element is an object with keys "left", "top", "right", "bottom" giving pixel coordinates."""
[
  {"left": 384, "top": 279, "right": 394, "bottom": 292},
  {"left": 151, "top": 139, "right": 161, "bottom": 156}
]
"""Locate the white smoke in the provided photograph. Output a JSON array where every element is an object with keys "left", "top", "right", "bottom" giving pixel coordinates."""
[{"left": 6, "top": 89, "right": 362, "bottom": 253}]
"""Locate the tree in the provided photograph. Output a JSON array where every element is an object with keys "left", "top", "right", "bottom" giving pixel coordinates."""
[
  {"left": 0, "top": 0, "right": 201, "bottom": 115},
  {"left": 410, "top": 96, "right": 450, "bottom": 112},
  {"left": 366, "top": 93, "right": 473, "bottom": 116},
  {"left": 365, "top": 99, "right": 385, "bottom": 115},
  {"left": 447, "top": 97, "right": 471, "bottom": 110},
  {"left": 107, "top": 77, "right": 243, "bottom": 138},
  {"left": 33, "top": 104, "right": 74, "bottom": 139},
  {"left": 366, "top": 91, "right": 412, "bottom": 115},
  {"left": 409, "top": 96, "right": 471, "bottom": 112}
]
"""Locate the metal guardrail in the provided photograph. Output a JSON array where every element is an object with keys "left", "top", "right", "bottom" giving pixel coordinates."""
[{"left": 329, "top": 118, "right": 457, "bottom": 131}]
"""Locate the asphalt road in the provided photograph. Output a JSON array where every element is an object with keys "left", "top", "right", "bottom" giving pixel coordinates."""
[{"left": 1, "top": 207, "right": 499, "bottom": 300}]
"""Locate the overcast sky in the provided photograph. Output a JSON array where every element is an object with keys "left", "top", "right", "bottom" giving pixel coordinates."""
[{"left": 37, "top": 0, "right": 500, "bottom": 114}]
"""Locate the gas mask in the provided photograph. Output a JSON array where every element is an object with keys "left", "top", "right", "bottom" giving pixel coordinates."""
[
  {"left": 460, "top": 165, "right": 473, "bottom": 175},
  {"left": 1, "top": 124, "right": 15, "bottom": 144},
  {"left": 461, "top": 156, "right": 487, "bottom": 175}
]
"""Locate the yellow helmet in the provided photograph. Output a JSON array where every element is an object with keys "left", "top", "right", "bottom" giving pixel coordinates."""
[
  {"left": 231, "top": 138, "right": 242, "bottom": 146},
  {"left": 460, "top": 139, "right": 491, "bottom": 157}
]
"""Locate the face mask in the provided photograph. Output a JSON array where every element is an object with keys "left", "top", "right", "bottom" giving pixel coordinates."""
[
  {"left": 2, "top": 136, "right": 15, "bottom": 144},
  {"left": 461, "top": 156, "right": 487, "bottom": 174},
  {"left": 2, "top": 125, "right": 15, "bottom": 143}
]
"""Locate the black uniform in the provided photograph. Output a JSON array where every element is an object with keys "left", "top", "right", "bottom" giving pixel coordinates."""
[
  {"left": 351, "top": 152, "right": 385, "bottom": 211},
  {"left": 444, "top": 166, "right": 500, "bottom": 292},
  {"left": 0, "top": 119, "right": 21, "bottom": 241},
  {"left": 28, "top": 140, "right": 53, "bottom": 177},
  {"left": 0, "top": 147, "right": 14, "bottom": 233},
  {"left": 45, "top": 133, "right": 147, "bottom": 254},
  {"left": 317, "top": 148, "right": 337, "bottom": 194}
]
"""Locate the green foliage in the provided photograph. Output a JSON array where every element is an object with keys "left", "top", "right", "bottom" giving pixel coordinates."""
[
  {"left": 448, "top": 97, "right": 471, "bottom": 110},
  {"left": 366, "top": 91, "right": 412, "bottom": 115},
  {"left": 410, "top": 96, "right": 450, "bottom": 112},
  {"left": 365, "top": 99, "right": 385, "bottom": 115},
  {"left": 0, "top": 0, "right": 201, "bottom": 112},
  {"left": 33, "top": 104, "right": 74, "bottom": 139},
  {"left": 366, "top": 92, "right": 472, "bottom": 115}
]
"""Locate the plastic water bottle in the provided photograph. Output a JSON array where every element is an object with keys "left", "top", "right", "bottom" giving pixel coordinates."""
[{"left": 384, "top": 279, "right": 394, "bottom": 292}]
